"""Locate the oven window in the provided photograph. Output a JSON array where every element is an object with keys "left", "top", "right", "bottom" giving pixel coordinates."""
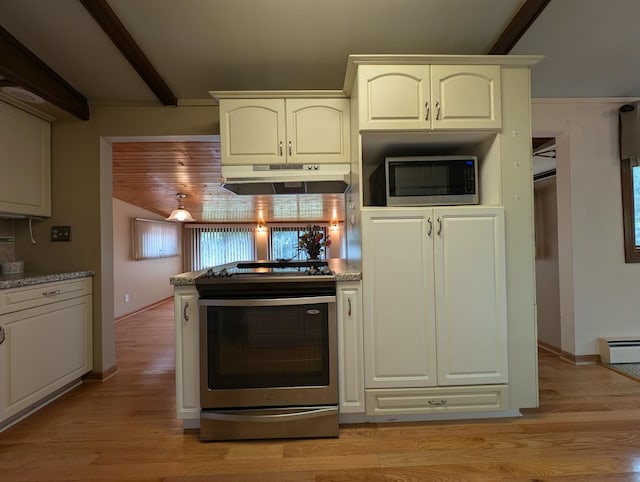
[{"left": 204, "top": 303, "right": 330, "bottom": 389}]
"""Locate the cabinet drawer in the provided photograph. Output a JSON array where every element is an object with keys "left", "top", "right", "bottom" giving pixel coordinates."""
[
  {"left": 365, "top": 385, "right": 508, "bottom": 416},
  {"left": 0, "top": 278, "right": 92, "bottom": 315}
]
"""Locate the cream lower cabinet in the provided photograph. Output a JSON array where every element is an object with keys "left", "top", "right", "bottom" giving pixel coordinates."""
[
  {"left": 337, "top": 281, "right": 364, "bottom": 414},
  {"left": 0, "top": 278, "right": 92, "bottom": 425},
  {"left": 217, "top": 96, "right": 350, "bottom": 165},
  {"left": 174, "top": 286, "right": 199, "bottom": 421},
  {"left": 357, "top": 64, "right": 501, "bottom": 131},
  {"left": 361, "top": 206, "right": 508, "bottom": 414}
]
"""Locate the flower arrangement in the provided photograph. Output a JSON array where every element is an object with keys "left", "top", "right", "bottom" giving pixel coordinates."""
[{"left": 298, "top": 225, "right": 331, "bottom": 259}]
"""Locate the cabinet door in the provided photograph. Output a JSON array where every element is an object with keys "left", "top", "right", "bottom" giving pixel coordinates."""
[
  {"left": 0, "top": 101, "right": 51, "bottom": 217},
  {"left": 362, "top": 209, "right": 437, "bottom": 388},
  {"left": 358, "top": 65, "right": 431, "bottom": 130},
  {"left": 286, "top": 98, "right": 350, "bottom": 164},
  {"left": 431, "top": 65, "right": 502, "bottom": 130},
  {"left": 0, "top": 295, "right": 92, "bottom": 423},
  {"left": 433, "top": 207, "right": 508, "bottom": 385},
  {"left": 174, "top": 287, "right": 200, "bottom": 420},
  {"left": 337, "top": 281, "right": 364, "bottom": 413},
  {"left": 219, "top": 99, "right": 285, "bottom": 165}
]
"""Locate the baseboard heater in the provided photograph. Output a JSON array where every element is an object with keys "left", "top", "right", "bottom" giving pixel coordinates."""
[{"left": 599, "top": 337, "right": 640, "bottom": 363}]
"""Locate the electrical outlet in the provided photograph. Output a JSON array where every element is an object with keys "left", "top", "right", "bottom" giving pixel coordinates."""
[{"left": 51, "top": 226, "right": 71, "bottom": 242}]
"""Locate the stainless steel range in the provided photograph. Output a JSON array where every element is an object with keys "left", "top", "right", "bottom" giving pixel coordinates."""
[{"left": 195, "top": 260, "right": 338, "bottom": 441}]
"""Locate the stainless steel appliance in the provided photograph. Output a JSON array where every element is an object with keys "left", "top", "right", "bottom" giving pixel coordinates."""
[
  {"left": 370, "top": 154, "right": 479, "bottom": 206},
  {"left": 196, "top": 260, "right": 338, "bottom": 441},
  {"left": 220, "top": 163, "right": 351, "bottom": 194}
]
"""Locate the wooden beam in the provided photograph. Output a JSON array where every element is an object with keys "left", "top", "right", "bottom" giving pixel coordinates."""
[
  {"left": 79, "top": 0, "right": 177, "bottom": 106},
  {"left": 0, "top": 24, "right": 90, "bottom": 120},
  {"left": 488, "top": 0, "right": 552, "bottom": 54}
]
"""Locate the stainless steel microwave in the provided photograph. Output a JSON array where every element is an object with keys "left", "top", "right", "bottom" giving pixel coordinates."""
[{"left": 370, "top": 155, "right": 479, "bottom": 206}]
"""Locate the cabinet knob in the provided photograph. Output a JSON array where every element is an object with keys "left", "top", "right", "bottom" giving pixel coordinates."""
[{"left": 183, "top": 301, "right": 190, "bottom": 322}]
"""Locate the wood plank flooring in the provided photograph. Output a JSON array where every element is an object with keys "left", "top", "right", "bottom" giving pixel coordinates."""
[{"left": 2, "top": 300, "right": 640, "bottom": 481}]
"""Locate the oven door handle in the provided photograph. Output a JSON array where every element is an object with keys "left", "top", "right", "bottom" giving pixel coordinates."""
[
  {"left": 199, "top": 296, "right": 336, "bottom": 307},
  {"left": 201, "top": 407, "right": 337, "bottom": 423}
]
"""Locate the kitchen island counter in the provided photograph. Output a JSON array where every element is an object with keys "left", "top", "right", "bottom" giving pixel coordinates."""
[
  {"left": 170, "top": 259, "right": 361, "bottom": 285},
  {"left": 0, "top": 270, "right": 94, "bottom": 290}
]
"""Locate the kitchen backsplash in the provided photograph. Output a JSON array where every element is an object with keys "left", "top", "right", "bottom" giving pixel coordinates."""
[{"left": 0, "top": 220, "right": 16, "bottom": 263}]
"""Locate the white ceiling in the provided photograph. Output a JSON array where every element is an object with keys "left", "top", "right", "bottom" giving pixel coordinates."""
[
  {"left": 2, "top": 0, "right": 639, "bottom": 108},
  {"left": 0, "top": 0, "right": 525, "bottom": 109},
  {"left": 1, "top": 0, "right": 638, "bottom": 219}
]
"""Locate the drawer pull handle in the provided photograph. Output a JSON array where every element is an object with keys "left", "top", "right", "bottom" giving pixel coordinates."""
[
  {"left": 42, "top": 289, "right": 62, "bottom": 296},
  {"left": 183, "top": 301, "right": 190, "bottom": 322},
  {"left": 428, "top": 399, "right": 448, "bottom": 406},
  {"left": 0, "top": 326, "right": 5, "bottom": 345}
]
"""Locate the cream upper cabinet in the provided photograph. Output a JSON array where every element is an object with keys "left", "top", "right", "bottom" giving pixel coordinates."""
[
  {"left": 358, "top": 65, "right": 501, "bottom": 131},
  {"left": 0, "top": 101, "right": 51, "bottom": 217},
  {"left": 361, "top": 206, "right": 507, "bottom": 391},
  {"left": 219, "top": 97, "right": 350, "bottom": 165}
]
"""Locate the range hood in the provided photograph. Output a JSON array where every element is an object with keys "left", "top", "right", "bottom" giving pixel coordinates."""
[{"left": 221, "top": 163, "right": 351, "bottom": 195}]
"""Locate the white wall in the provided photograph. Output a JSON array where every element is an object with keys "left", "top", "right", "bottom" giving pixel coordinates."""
[
  {"left": 532, "top": 99, "right": 640, "bottom": 356},
  {"left": 534, "top": 176, "right": 561, "bottom": 350},
  {"left": 112, "top": 198, "right": 182, "bottom": 318}
]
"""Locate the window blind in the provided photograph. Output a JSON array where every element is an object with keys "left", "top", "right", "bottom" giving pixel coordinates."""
[
  {"left": 132, "top": 218, "right": 180, "bottom": 260},
  {"left": 184, "top": 225, "right": 256, "bottom": 271}
]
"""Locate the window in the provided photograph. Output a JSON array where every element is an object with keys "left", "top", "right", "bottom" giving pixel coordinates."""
[
  {"left": 270, "top": 225, "right": 329, "bottom": 260},
  {"left": 185, "top": 225, "right": 255, "bottom": 270},
  {"left": 132, "top": 218, "right": 180, "bottom": 260},
  {"left": 621, "top": 157, "right": 640, "bottom": 262}
]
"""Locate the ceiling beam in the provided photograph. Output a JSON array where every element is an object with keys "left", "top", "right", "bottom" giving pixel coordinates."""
[
  {"left": 488, "top": 0, "right": 552, "bottom": 54},
  {"left": 0, "top": 24, "right": 90, "bottom": 120},
  {"left": 79, "top": 0, "right": 177, "bottom": 106}
]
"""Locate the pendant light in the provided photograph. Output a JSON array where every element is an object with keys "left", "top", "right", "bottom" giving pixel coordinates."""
[{"left": 166, "top": 193, "right": 195, "bottom": 222}]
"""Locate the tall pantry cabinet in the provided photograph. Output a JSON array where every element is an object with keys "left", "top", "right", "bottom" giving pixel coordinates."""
[{"left": 344, "top": 55, "right": 540, "bottom": 418}]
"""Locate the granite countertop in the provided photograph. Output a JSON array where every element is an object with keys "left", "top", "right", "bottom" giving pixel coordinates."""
[
  {"left": 170, "top": 259, "right": 362, "bottom": 286},
  {"left": 0, "top": 271, "right": 95, "bottom": 290}
]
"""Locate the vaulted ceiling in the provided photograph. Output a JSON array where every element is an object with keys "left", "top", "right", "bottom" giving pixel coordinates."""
[{"left": 1, "top": 0, "right": 638, "bottom": 222}]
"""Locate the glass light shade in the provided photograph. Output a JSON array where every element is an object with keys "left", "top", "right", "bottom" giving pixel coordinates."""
[{"left": 166, "top": 206, "right": 195, "bottom": 222}]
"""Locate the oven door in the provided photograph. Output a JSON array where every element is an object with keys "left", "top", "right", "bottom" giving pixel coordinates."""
[{"left": 199, "top": 295, "right": 338, "bottom": 410}]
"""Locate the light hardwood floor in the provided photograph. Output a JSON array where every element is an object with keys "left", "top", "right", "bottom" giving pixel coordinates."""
[{"left": 2, "top": 300, "right": 640, "bottom": 481}]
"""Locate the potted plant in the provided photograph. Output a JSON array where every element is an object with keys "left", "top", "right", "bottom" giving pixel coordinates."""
[{"left": 298, "top": 225, "right": 331, "bottom": 259}]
